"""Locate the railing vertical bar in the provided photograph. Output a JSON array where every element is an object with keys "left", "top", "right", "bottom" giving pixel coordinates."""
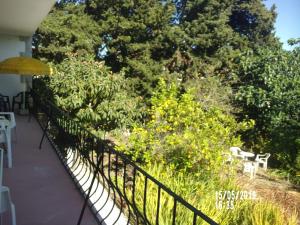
[
  {"left": 143, "top": 177, "right": 148, "bottom": 219},
  {"left": 155, "top": 186, "right": 161, "bottom": 225},
  {"left": 115, "top": 154, "right": 119, "bottom": 187},
  {"left": 76, "top": 140, "right": 103, "bottom": 225},
  {"left": 193, "top": 212, "right": 197, "bottom": 225},
  {"left": 172, "top": 199, "right": 177, "bottom": 225},
  {"left": 123, "top": 162, "right": 127, "bottom": 195},
  {"left": 108, "top": 149, "right": 112, "bottom": 181},
  {"left": 132, "top": 168, "right": 139, "bottom": 225},
  {"left": 132, "top": 168, "right": 136, "bottom": 205}
]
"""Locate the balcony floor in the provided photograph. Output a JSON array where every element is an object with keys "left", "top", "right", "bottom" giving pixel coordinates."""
[{"left": 2, "top": 115, "right": 98, "bottom": 225}]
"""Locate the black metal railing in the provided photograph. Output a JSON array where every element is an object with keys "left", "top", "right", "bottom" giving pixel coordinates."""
[{"left": 31, "top": 91, "right": 218, "bottom": 225}]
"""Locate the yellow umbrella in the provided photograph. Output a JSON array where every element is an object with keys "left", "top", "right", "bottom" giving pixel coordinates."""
[
  {"left": 0, "top": 56, "right": 53, "bottom": 112},
  {"left": 0, "top": 56, "right": 52, "bottom": 75}
]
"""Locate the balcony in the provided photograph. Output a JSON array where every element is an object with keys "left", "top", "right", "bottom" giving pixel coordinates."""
[
  {"left": 3, "top": 115, "right": 98, "bottom": 225},
  {"left": 1, "top": 91, "right": 218, "bottom": 225}
]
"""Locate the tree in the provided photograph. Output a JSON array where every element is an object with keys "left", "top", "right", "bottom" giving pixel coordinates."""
[
  {"left": 33, "top": 2, "right": 101, "bottom": 63},
  {"left": 235, "top": 47, "right": 300, "bottom": 172},
  {"left": 172, "top": 0, "right": 279, "bottom": 80},
  {"left": 47, "top": 54, "right": 140, "bottom": 134},
  {"left": 86, "top": 0, "right": 178, "bottom": 97},
  {"left": 34, "top": 0, "right": 279, "bottom": 98},
  {"left": 229, "top": 0, "right": 278, "bottom": 48}
]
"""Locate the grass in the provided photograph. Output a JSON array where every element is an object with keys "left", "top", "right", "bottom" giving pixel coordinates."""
[
  {"left": 268, "top": 168, "right": 300, "bottom": 185},
  {"left": 116, "top": 162, "right": 299, "bottom": 225}
]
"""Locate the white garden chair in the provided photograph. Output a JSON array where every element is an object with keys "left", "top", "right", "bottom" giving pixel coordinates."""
[
  {"left": 0, "top": 148, "right": 16, "bottom": 225},
  {"left": 0, "top": 118, "right": 13, "bottom": 168},
  {"left": 0, "top": 119, "right": 8, "bottom": 150},
  {"left": 255, "top": 153, "right": 271, "bottom": 170},
  {"left": 229, "top": 147, "right": 245, "bottom": 160}
]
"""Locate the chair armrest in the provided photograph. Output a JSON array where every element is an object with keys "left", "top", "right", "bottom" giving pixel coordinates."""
[{"left": 255, "top": 153, "right": 271, "bottom": 161}]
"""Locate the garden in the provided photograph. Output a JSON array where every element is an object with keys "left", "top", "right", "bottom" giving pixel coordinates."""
[{"left": 33, "top": 0, "right": 300, "bottom": 224}]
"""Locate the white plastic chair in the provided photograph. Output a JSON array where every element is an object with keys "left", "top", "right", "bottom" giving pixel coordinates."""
[
  {"left": 0, "top": 119, "right": 13, "bottom": 168},
  {"left": 0, "top": 113, "right": 17, "bottom": 144},
  {"left": 0, "top": 148, "right": 16, "bottom": 225},
  {"left": 255, "top": 153, "right": 271, "bottom": 170},
  {"left": 229, "top": 147, "right": 245, "bottom": 160},
  {"left": 0, "top": 120, "right": 8, "bottom": 147}
]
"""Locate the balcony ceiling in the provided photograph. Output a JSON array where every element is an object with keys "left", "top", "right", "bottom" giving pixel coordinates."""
[{"left": 0, "top": 0, "right": 56, "bottom": 36}]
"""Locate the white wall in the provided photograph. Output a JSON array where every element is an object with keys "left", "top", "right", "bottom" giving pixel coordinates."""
[{"left": 0, "top": 34, "right": 26, "bottom": 104}]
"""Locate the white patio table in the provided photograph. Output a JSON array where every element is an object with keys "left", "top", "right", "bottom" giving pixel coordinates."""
[{"left": 0, "top": 112, "right": 16, "bottom": 168}]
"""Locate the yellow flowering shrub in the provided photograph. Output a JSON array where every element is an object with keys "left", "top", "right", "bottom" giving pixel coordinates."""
[{"left": 121, "top": 79, "right": 253, "bottom": 174}]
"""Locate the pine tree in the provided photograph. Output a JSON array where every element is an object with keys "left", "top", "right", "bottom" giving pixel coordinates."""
[
  {"left": 171, "top": 0, "right": 279, "bottom": 80},
  {"left": 33, "top": 2, "right": 101, "bottom": 63},
  {"left": 86, "top": 0, "right": 178, "bottom": 97},
  {"left": 177, "top": 0, "right": 239, "bottom": 78},
  {"left": 34, "top": 0, "right": 279, "bottom": 97},
  {"left": 229, "top": 0, "right": 279, "bottom": 48}
]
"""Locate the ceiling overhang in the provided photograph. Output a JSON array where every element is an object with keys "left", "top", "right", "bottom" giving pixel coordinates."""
[{"left": 0, "top": 0, "right": 56, "bottom": 36}]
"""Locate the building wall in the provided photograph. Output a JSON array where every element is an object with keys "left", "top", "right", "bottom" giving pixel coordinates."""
[{"left": 0, "top": 34, "right": 31, "bottom": 104}]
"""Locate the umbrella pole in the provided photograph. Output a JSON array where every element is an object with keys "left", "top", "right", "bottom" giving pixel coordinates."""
[
  {"left": 22, "top": 91, "right": 26, "bottom": 110},
  {"left": 20, "top": 78, "right": 28, "bottom": 115}
]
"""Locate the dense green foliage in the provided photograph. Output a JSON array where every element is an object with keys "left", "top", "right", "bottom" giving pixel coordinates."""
[
  {"left": 174, "top": 0, "right": 278, "bottom": 79},
  {"left": 118, "top": 79, "right": 253, "bottom": 175},
  {"left": 184, "top": 76, "right": 234, "bottom": 113},
  {"left": 86, "top": 0, "right": 177, "bottom": 97},
  {"left": 235, "top": 47, "right": 300, "bottom": 175},
  {"left": 48, "top": 54, "right": 140, "bottom": 134},
  {"left": 33, "top": 3, "right": 101, "bottom": 63},
  {"left": 35, "top": 0, "right": 279, "bottom": 96}
]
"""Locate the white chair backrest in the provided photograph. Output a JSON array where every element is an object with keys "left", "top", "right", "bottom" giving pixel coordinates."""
[
  {"left": 230, "top": 147, "right": 241, "bottom": 156},
  {"left": 256, "top": 153, "right": 271, "bottom": 160}
]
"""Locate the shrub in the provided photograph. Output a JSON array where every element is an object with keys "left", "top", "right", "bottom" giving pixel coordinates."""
[
  {"left": 119, "top": 79, "right": 252, "bottom": 175},
  {"left": 47, "top": 54, "right": 140, "bottom": 135},
  {"left": 235, "top": 47, "right": 300, "bottom": 173}
]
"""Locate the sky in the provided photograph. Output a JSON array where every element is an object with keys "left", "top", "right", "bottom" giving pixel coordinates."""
[{"left": 264, "top": 0, "right": 300, "bottom": 50}]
